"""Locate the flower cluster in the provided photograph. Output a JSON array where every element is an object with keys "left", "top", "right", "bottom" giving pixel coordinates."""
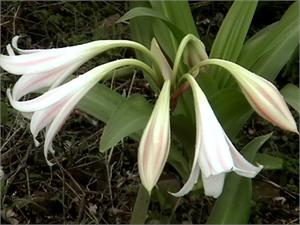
[{"left": 1, "top": 35, "right": 297, "bottom": 198}]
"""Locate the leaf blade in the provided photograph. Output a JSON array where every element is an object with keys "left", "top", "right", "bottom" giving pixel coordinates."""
[
  {"left": 99, "top": 95, "right": 152, "bottom": 152},
  {"left": 280, "top": 83, "right": 300, "bottom": 114},
  {"left": 209, "top": 0, "right": 258, "bottom": 89},
  {"left": 207, "top": 133, "right": 272, "bottom": 224}
]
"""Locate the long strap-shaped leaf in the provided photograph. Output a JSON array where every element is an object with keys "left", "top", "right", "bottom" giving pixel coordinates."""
[
  {"left": 149, "top": 0, "right": 198, "bottom": 61},
  {"left": 150, "top": 0, "right": 198, "bottom": 37},
  {"left": 207, "top": 133, "right": 272, "bottom": 224},
  {"left": 210, "top": 2, "right": 299, "bottom": 138},
  {"left": 208, "top": 0, "right": 258, "bottom": 89},
  {"left": 238, "top": 1, "right": 299, "bottom": 81},
  {"left": 280, "top": 83, "right": 300, "bottom": 114}
]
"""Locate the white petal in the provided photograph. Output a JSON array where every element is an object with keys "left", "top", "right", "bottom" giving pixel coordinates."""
[
  {"left": 225, "top": 136, "right": 263, "bottom": 178},
  {"left": 7, "top": 59, "right": 145, "bottom": 112},
  {"left": 198, "top": 101, "right": 233, "bottom": 177},
  {"left": 12, "top": 61, "right": 83, "bottom": 100},
  {"left": 171, "top": 163, "right": 200, "bottom": 197},
  {"left": 11, "top": 36, "right": 45, "bottom": 54},
  {"left": 241, "top": 74, "right": 297, "bottom": 133},
  {"left": 41, "top": 59, "right": 147, "bottom": 166},
  {"left": 186, "top": 75, "right": 233, "bottom": 177},
  {"left": 7, "top": 63, "right": 101, "bottom": 112},
  {"left": 0, "top": 50, "right": 89, "bottom": 75},
  {"left": 1, "top": 39, "right": 146, "bottom": 75},
  {"left": 202, "top": 173, "right": 226, "bottom": 198},
  {"left": 174, "top": 74, "right": 234, "bottom": 197},
  {"left": 0, "top": 40, "right": 101, "bottom": 75},
  {"left": 138, "top": 80, "right": 171, "bottom": 192},
  {"left": 6, "top": 44, "right": 15, "bottom": 56},
  {"left": 30, "top": 98, "right": 68, "bottom": 146},
  {"left": 12, "top": 67, "right": 67, "bottom": 100},
  {"left": 171, "top": 74, "right": 203, "bottom": 196},
  {"left": 7, "top": 75, "right": 83, "bottom": 112},
  {"left": 49, "top": 60, "right": 84, "bottom": 89},
  {"left": 43, "top": 84, "right": 92, "bottom": 166},
  {"left": 203, "top": 59, "right": 298, "bottom": 133}
]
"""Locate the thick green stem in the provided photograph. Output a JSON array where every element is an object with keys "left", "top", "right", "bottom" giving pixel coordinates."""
[{"left": 130, "top": 185, "right": 151, "bottom": 224}]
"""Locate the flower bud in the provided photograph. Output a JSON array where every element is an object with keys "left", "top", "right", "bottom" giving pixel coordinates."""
[
  {"left": 138, "top": 80, "right": 171, "bottom": 193},
  {"left": 199, "top": 59, "right": 298, "bottom": 133},
  {"left": 183, "top": 37, "right": 208, "bottom": 68}
]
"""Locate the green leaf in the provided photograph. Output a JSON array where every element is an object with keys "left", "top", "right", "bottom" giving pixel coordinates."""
[
  {"left": 130, "top": 185, "right": 150, "bottom": 224},
  {"left": 78, "top": 82, "right": 191, "bottom": 179},
  {"left": 238, "top": 1, "right": 299, "bottom": 81},
  {"left": 78, "top": 83, "right": 123, "bottom": 122},
  {"left": 118, "top": 6, "right": 185, "bottom": 41},
  {"left": 280, "top": 83, "right": 300, "bottom": 114},
  {"left": 211, "top": 2, "right": 299, "bottom": 140},
  {"left": 152, "top": 20, "right": 178, "bottom": 62},
  {"left": 207, "top": 133, "right": 272, "bottom": 224},
  {"left": 149, "top": 0, "right": 198, "bottom": 61},
  {"left": 99, "top": 95, "right": 152, "bottom": 152},
  {"left": 119, "top": 6, "right": 170, "bottom": 23},
  {"left": 209, "top": 89, "right": 253, "bottom": 138},
  {"left": 171, "top": 115, "right": 195, "bottom": 154},
  {"left": 129, "top": 2, "right": 154, "bottom": 54},
  {"left": 1, "top": 101, "right": 9, "bottom": 124},
  {"left": 168, "top": 144, "right": 190, "bottom": 180},
  {"left": 254, "top": 153, "right": 283, "bottom": 170},
  {"left": 150, "top": 0, "right": 198, "bottom": 37},
  {"left": 209, "top": 0, "right": 258, "bottom": 89}
]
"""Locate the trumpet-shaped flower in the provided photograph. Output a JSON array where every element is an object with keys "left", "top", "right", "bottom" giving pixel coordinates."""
[
  {"left": 1, "top": 36, "right": 160, "bottom": 101},
  {"left": 172, "top": 74, "right": 262, "bottom": 198},
  {"left": 192, "top": 59, "right": 298, "bottom": 133},
  {"left": 138, "top": 80, "right": 171, "bottom": 193},
  {"left": 5, "top": 59, "right": 154, "bottom": 165}
]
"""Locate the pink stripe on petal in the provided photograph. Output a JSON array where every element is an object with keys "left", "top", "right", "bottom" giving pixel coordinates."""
[
  {"left": 31, "top": 97, "right": 68, "bottom": 140},
  {"left": 13, "top": 65, "right": 72, "bottom": 100},
  {"left": 138, "top": 80, "right": 171, "bottom": 192},
  {"left": 43, "top": 85, "right": 92, "bottom": 166},
  {"left": 17, "top": 55, "right": 59, "bottom": 66},
  {"left": 200, "top": 98, "right": 232, "bottom": 175}
]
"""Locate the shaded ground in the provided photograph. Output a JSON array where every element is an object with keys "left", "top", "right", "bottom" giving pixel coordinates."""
[{"left": 0, "top": 1, "right": 299, "bottom": 224}]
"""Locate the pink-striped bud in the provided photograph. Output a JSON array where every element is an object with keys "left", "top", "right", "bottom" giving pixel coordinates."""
[
  {"left": 199, "top": 59, "right": 298, "bottom": 133},
  {"left": 138, "top": 80, "right": 171, "bottom": 193}
]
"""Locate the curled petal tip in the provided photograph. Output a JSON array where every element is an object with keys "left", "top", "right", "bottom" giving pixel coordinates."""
[
  {"left": 33, "top": 138, "right": 40, "bottom": 147},
  {"left": 46, "top": 159, "right": 54, "bottom": 167},
  {"left": 6, "top": 44, "right": 15, "bottom": 56}
]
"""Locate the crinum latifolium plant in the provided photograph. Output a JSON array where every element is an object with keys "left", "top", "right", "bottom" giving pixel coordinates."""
[{"left": 1, "top": 33, "right": 297, "bottom": 198}]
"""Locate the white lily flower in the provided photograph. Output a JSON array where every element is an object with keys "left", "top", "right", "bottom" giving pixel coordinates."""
[
  {"left": 172, "top": 74, "right": 262, "bottom": 198},
  {"left": 6, "top": 59, "right": 154, "bottom": 166},
  {"left": 138, "top": 80, "right": 171, "bottom": 193},
  {"left": 192, "top": 59, "right": 298, "bottom": 133},
  {"left": 1, "top": 36, "right": 161, "bottom": 101}
]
